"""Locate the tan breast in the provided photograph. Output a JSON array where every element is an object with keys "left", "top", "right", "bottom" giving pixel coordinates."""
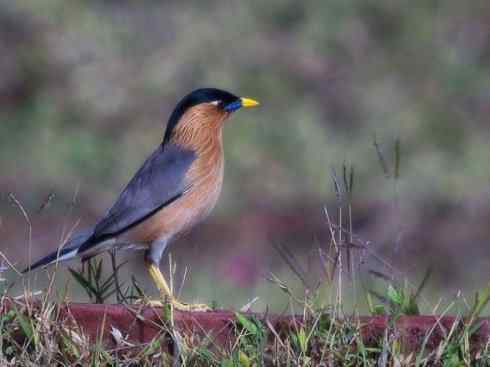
[
  {"left": 122, "top": 103, "right": 228, "bottom": 244},
  {"left": 124, "top": 152, "right": 224, "bottom": 244}
]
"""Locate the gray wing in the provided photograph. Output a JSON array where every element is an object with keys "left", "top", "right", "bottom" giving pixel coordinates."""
[
  {"left": 78, "top": 143, "right": 196, "bottom": 252},
  {"left": 22, "top": 227, "right": 95, "bottom": 272}
]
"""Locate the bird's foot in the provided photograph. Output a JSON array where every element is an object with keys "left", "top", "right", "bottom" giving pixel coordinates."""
[{"left": 141, "top": 298, "right": 211, "bottom": 312}]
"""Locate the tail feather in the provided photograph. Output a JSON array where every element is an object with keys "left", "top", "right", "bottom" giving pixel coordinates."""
[
  {"left": 22, "top": 247, "right": 78, "bottom": 273},
  {"left": 22, "top": 228, "right": 95, "bottom": 273}
]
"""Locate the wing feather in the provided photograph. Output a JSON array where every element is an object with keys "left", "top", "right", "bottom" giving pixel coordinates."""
[{"left": 78, "top": 143, "right": 195, "bottom": 252}]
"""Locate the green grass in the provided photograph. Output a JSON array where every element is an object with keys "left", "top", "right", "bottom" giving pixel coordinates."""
[{"left": 2, "top": 273, "right": 490, "bottom": 365}]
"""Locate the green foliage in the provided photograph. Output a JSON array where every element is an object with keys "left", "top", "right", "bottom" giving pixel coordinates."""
[
  {"left": 429, "top": 284, "right": 490, "bottom": 366},
  {"left": 3, "top": 0, "right": 490, "bottom": 212},
  {"left": 69, "top": 256, "right": 146, "bottom": 304},
  {"left": 233, "top": 313, "right": 266, "bottom": 366},
  {"left": 367, "top": 280, "right": 421, "bottom": 317},
  {"left": 3, "top": 0, "right": 490, "bottom": 323},
  {"left": 1, "top": 273, "right": 490, "bottom": 364},
  {"left": 68, "top": 258, "right": 119, "bottom": 304}
]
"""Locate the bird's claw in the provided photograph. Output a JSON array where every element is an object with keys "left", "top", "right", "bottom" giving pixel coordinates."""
[
  {"left": 137, "top": 298, "right": 211, "bottom": 312},
  {"left": 171, "top": 301, "right": 211, "bottom": 312}
]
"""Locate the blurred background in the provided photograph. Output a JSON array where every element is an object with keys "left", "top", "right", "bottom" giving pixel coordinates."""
[{"left": 1, "top": 1, "right": 490, "bottom": 312}]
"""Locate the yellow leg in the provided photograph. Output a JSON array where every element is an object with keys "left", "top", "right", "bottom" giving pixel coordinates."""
[{"left": 146, "top": 263, "right": 210, "bottom": 312}]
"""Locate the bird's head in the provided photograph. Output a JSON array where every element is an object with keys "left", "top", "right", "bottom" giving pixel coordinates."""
[{"left": 163, "top": 88, "right": 259, "bottom": 145}]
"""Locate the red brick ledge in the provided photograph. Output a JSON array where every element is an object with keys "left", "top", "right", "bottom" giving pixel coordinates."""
[{"left": 4, "top": 301, "right": 490, "bottom": 353}]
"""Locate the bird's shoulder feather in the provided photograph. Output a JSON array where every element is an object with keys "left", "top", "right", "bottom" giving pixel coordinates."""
[{"left": 79, "top": 143, "right": 196, "bottom": 251}]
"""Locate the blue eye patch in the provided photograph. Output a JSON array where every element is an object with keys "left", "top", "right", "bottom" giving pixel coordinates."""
[{"left": 223, "top": 100, "right": 242, "bottom": 112}]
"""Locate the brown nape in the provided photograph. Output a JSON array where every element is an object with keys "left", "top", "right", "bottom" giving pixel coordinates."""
[{"left": 170, "top": 103, "right": 230, "bottom": 153}]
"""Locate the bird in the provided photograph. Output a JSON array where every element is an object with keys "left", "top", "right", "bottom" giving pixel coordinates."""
[{"left": 23, "top": 88, "right": 259, "bottom": 311}]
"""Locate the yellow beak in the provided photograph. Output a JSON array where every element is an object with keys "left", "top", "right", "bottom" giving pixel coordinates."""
[{"left": 240, "top": 97, "right": 260, "bottom": 108}]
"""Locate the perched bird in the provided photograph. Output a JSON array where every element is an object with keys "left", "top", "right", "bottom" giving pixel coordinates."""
[{"left": 23, "top": 88, "right": 259, "bottom": 311}]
